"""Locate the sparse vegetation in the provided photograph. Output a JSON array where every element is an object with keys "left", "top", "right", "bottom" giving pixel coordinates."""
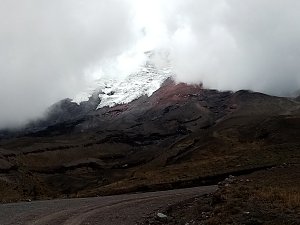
[
  {"left": 141, "top": 165, "right": 300, "bottom": 225},
  {"left": 253, "top": 186, "right": 300, "bottom": 210}
]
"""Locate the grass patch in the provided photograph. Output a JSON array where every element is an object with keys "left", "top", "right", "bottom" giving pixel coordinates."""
[{"left": 254, "top": 186, "right": 300, "bottom": 210}]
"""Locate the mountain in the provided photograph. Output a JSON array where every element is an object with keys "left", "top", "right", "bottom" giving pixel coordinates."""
[
  {"left": 0, "top": 55, "right": 172, "bottom": 139},
  {"left": 0, "top": 61, "right": 299, "bottom": 202}
]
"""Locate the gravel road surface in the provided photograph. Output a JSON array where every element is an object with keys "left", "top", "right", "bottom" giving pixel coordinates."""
[{"left": 0, "top": 186, "right": 217, "bottom": 225}]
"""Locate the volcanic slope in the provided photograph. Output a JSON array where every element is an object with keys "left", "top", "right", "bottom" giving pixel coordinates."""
[{"left": 0, "top": 79, "right": 299, "bottom": 202}]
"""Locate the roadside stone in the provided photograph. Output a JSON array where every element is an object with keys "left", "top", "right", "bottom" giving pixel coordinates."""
[{"left": 157, "top": 212, "right": 168, "bottom": 219}]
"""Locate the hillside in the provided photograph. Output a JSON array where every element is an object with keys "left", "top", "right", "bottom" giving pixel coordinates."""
[{"left": 0, "top": 78, "right": 299, "bottom": 202}]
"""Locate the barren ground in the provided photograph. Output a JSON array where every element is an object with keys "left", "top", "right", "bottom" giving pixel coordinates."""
[{"left": 0, "top": 186, "right": 216, "bottom": 225}]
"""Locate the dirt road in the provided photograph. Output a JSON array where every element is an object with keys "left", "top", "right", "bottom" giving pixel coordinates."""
[{"left": 0, "top": 186, "right": 216, "bottom": 225}]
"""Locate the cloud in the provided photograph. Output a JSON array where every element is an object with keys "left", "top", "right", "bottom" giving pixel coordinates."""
[
  {"left": 0, "top": 0, "right": 137, "bottom": 128},
  {"left": 159, "top": 0, "right": 300, "bottom": 95}
]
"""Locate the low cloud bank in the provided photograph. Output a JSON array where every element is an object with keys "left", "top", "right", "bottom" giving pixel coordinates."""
[{"left": 154, "top": 0, "right": 300, "bottom": 96}]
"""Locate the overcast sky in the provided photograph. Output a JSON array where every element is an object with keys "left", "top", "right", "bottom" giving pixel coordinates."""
[{"left": 0, "top": 0, "right": 300, "bottom": 128}]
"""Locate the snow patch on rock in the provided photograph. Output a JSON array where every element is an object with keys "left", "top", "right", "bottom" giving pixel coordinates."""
[{"left": 72, "top": 61, "right": 173, "bottom": 109}]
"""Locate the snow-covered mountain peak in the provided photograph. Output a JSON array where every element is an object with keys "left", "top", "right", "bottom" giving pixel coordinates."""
[{"left": 72, "top": 56, "right": 173, "bottom": 109}]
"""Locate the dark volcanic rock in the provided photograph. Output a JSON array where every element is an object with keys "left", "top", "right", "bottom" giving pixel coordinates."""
[
  {"left": 0, "top": 92, "right": 101, "bottom": 139},
  {"left": 29, "top": 92, "right": 101, "bottom": 131}
]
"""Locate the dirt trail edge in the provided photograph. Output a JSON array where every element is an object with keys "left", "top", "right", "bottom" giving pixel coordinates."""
[{"left": 0, "top": 185, "right": 217, "bottom": 225}]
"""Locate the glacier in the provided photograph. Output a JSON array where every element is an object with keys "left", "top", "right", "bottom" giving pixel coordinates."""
[{"left": 72, "top": 60, "right": 173, "bottom": 109}]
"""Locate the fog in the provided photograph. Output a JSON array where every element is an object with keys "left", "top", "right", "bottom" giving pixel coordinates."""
[
  {"left": 1, "top": 0, "right": 300, "bottom": 128},
  {"left": 162, "top": 0, "right": 300, "bottom": 96},
  {"left": 0, "top": 0, "right": 137, "bottom": 128}
]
